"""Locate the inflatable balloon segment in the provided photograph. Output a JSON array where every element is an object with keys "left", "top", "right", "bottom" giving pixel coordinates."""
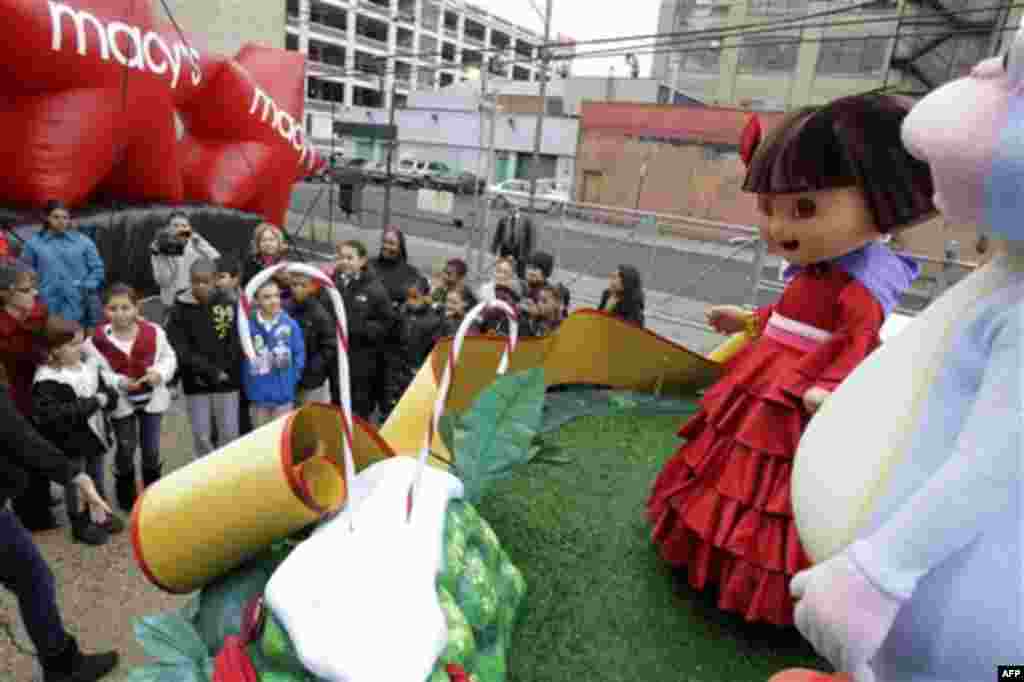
[{"left": 0, "top": 0, "right": 323, "bottom": 226}]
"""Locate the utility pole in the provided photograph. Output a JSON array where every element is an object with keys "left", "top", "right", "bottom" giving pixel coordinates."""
[
  {"left": 526, "top": 0, "right": 553, "bottom": 214},
  {"left": 466, "top": 61, "right": 491, "bottom": 276},
  {"left": 381, "top": 61, "right": 397, "bottom": 230},
  {"left": 476, "top": 83, "right": 499, "bottom": 280}
]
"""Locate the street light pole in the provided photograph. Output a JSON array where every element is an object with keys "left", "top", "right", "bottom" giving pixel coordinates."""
[
  {"left": 466, "top": 62, "right": 490, "bottom": 276},
  {"left": 381, "top": 64, "right": 397, "bottom": 230},
  {"left": 526, "top": 0, "right": 553, "bottom": 214},
  {"left": 475, "top": 89, "right": 499, "bottom": 280}
]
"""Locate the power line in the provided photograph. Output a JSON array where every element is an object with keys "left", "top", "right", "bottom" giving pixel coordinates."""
[
  {"left": 567, "top": 23, "right": 1020, "bottom": 64},
  {"left": 554, "top": 1, "right": 1024, "bottom": 62},
  {"left": 297, "top": 0, "right": 1020, "bottom": 82}
]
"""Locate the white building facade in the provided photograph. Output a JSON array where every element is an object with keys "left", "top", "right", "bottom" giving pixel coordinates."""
[
  {"left": 287, "top": 0, "right": 548, "bottom": 116},
  {"left": 308, "top": 81, "right": 578, "bottom": 183}
]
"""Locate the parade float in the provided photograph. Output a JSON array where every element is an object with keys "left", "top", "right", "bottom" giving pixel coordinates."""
[{"left": 122, "top": 259, "right": 726, "bottom": 682}]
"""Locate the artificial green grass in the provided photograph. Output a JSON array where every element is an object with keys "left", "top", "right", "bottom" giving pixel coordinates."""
[{"left": 478, "top": 413, "right": 828, "bottom": 682}]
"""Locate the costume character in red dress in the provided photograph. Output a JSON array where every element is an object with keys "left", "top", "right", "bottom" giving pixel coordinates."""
[{"left": 646, "top": 94, "right": 936, "bottom": 626}]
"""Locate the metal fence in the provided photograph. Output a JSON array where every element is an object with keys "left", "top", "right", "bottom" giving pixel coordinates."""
[{"left": 286, "top": 184, "right": 977, "bottom": 341}]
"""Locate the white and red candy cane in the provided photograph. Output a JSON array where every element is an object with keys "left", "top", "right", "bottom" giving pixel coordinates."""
[
  {"left": 238, "top": 261, "right": 360, "bottom": 530},
  {"left": 406, "top": 299, "right": 519, "bottom": 521}
]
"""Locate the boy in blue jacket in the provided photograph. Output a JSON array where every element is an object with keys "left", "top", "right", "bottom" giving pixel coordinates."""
[{"left": 242, "top": 279, "right": 305, "bottom": 428}]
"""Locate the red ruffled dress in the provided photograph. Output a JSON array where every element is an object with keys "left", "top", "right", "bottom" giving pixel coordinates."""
[{"left": 647, "top": 263, "right": 885, "bottom": 626}]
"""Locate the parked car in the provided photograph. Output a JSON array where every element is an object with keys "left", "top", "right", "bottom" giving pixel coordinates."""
[
  {"left": 416, "top": 161, "right": 453, "bottom": 187},
  {"left": 394, "top": 158, "right": 428, "bottom": 188},
  {"left": 488, "top": 178, "right": 570, "bottom": 212},
  {"left": 364, "top": 161, "right": 390, "bottom": 183},
  {"left": 430, "top": 170, "right": 487, "bottom": 195}
]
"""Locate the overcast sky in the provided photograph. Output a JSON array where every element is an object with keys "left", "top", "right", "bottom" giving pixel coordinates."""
[{"left": 468, "top": 0, "right": 661, "bottom": 77}]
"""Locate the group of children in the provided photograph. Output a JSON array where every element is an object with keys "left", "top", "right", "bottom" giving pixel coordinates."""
[
  {"left": 29, "top": 252, "right": 325, "bottom": 545},
  {"left": 29, "top": 230, "right": 583, "bottom": 546}
]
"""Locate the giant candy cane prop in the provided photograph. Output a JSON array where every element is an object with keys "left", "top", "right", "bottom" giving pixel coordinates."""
[
  {"left": 406, "top": 299, "right": 520, "bottom": 522},
  {"left": 238, "top": 262, "right": 359, "bottom": 529}
]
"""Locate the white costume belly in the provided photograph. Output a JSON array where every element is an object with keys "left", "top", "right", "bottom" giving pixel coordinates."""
[{"left": 792, "top": 258, "right": 1024, "bottom": 681}]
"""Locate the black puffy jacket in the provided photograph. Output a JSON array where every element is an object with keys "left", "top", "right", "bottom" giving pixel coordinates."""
[
  {"left": 332, "top": 269, "right": 395, "bottom": 379},
  {"left": 31, "top": 369, "right": 117, "bottom": 460},
  {"left": 287, "top": 296, "right": 338, "bottom": 390}
]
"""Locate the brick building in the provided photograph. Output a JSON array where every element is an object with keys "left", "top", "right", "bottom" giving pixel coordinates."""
[{"left": 576, "top": 101, "right": 980, "bottom": 266}]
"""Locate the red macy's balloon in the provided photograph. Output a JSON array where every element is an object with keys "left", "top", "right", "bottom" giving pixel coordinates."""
[{"left": 0, "top": 0, "right": 322, "bottom": 226}]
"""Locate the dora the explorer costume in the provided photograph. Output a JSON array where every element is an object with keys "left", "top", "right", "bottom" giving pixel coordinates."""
[{"left": 646, "top": 95, "right": 936, "bottom": 626}]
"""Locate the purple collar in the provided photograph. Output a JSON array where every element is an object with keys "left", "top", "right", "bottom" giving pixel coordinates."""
[{"left": 782, "top": 241, "right": 920, "bottom": 315}]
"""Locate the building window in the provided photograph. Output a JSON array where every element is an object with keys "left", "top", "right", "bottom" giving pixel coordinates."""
[
  {"left": 815, "top": 37, "right": 889, "bottom": 76},
  {"left": 679, "top": 40, "right": 721, "bottom": 73},
  {"left": 286, "top": 33, "right": 298, "bottom": 52},
  {"left": 738, "top": 33, "right": 799, "bottom": 73},
  {"left": 748, "top": 0, "right": 808, "bottom": 14}
]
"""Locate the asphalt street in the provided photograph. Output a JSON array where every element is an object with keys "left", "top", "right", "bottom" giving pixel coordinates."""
[{"left": 289, "top": 182, "right": 779, "bottom": 309}]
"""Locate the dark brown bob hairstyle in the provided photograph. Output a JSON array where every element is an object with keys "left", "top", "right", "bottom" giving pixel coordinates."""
[{"left": 742, "top": 93, "right": 936, "bottom": 233}]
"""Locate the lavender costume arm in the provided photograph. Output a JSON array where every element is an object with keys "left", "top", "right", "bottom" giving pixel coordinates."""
[{"left": 849, "top": 312, "right": 1021, "bottom": 599}]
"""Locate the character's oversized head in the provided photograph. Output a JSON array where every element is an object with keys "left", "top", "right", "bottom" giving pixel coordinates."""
[
  {"left": 901, "top": 18, "right": 1024, "bottom": 244},
  {"left": 740, "top": 94, "right": 935, "bottom": 265}
]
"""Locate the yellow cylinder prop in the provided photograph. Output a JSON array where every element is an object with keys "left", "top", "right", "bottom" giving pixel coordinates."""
[
  {"left": 132, "top": 403, "right": 357, "bottom": 594},
  {"left": 707, "top": 331, "right": 751, "bottom": 364}
]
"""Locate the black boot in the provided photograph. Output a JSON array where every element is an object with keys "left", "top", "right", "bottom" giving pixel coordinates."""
[
  {"left": 141, "top": 465, "right": 162, "bottom": 489},
  {"left": 114, "top": 475, "right": 136, "bottom": 513},
  {"left": 69, "top": 512, "right": 109, "bottom": 546},
  {"left": 43, "top": 636, "right": 118, "bottom": 682}
]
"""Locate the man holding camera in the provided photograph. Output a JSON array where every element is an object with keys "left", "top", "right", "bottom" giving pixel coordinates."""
[{"left": 150, "top": 212, "right": 220, "bottom": 313}]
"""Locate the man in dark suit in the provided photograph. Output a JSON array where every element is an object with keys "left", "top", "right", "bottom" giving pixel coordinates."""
[{"left": 490, "top": 206, "right": 534, "bottom": 279}]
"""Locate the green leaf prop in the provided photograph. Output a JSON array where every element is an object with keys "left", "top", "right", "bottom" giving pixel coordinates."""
[
  {"left": 133, "top": 612, "right": 210, "bottom": 667},
  {"left": 447, "top": 368, "right": 547, "bottom": 504},
  {"left": 125, "top": 662, "right": 208, "bottom": 682}
]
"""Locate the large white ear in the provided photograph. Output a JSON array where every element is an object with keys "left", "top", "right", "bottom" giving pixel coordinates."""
[{"left": 1006, "top": 14, "right": 1024, "bottom": 87}]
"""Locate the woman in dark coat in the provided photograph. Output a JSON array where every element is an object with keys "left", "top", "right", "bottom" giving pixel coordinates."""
[
  {"left": 368, "top": 227, "right": 423, "bottom": 421},
  {"left": 0, "top": 263, "right": 65, "bottom": 531},
  {"left": 1, "top": 378, "right": 119, "bottom": 681},
  {"left": 598, "top": 264, "right": 645, "bottom": 327}
]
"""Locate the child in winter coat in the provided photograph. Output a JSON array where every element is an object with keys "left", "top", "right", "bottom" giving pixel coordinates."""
[
  {"left": 333, "top": 239, "right": 395, "bottom": 420},
  {"left": 214, "top": 256, "right": 252, "bottom": 436},
  {"left": 242, "top": 279, "right": 305, "bottom": 427},
  {"left": 243, "top": 222, "right": 291, "bottom": 294},
  {"left": 401, "top": 279, "right": 445, "bottom": 375},
  {"left": 86, "top": 283, "right": 178, "bottom": 512},
  {"left": 286, "top": 272, "right": 337, "bottom": 405},
  {"left": 164, "top": 260, "right": 242, "bottom": 460},
  {"left": 438, "top": 285, "right": 481, "bottom": 339},
  {"left": 523, "top": 284, "right": 565, "bottom": 337},
  {"left": 33, "top": 319, "right": 122, "bottom": 545}
]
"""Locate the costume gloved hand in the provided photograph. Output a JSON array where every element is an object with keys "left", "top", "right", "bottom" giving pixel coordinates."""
[{"left": 791, "top": 552, "right": 906, "bottom": 682}]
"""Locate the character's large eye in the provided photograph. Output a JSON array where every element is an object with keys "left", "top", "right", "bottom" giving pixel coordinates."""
[{"left": 794, "top": 197, "right": 817, "bottom": 219}]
